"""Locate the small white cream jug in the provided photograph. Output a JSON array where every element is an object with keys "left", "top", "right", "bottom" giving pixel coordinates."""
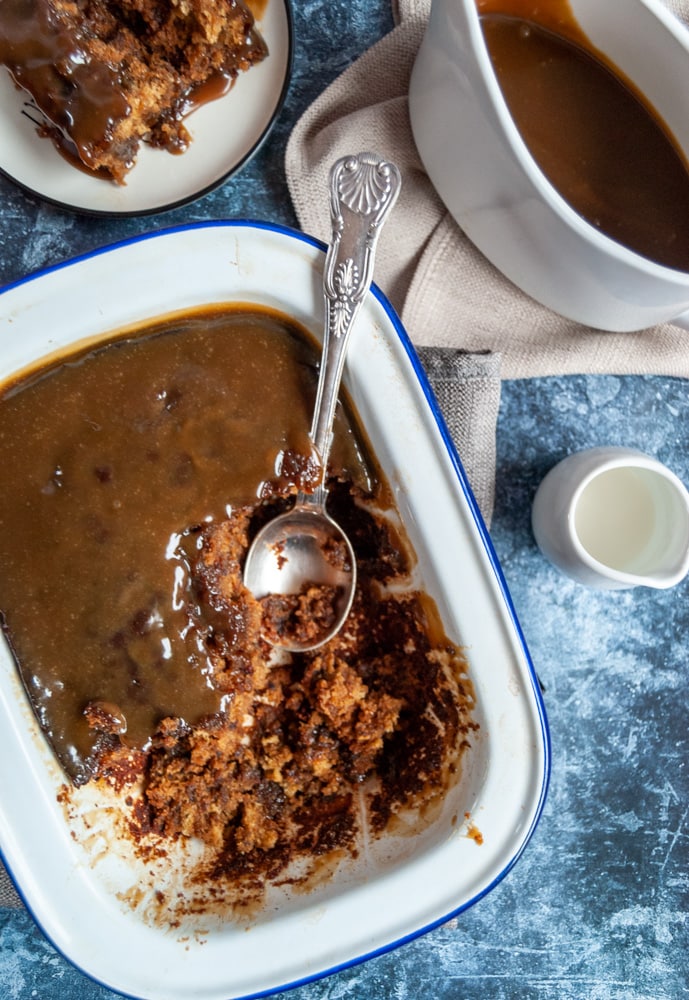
[{"left": 531, "top": 448, "right": 689, "bottom": 589}]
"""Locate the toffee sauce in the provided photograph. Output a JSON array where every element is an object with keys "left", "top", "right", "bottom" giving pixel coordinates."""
[
  {"left": 478, "top": 0, "right": 689, "bottom": 271},
  {"left": 0, "top": 306, "right": 372, "bottom": 783}
]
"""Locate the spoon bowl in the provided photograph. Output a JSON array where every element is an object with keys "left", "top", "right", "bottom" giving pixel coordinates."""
[
  {"left": 243, "top": 501, "right": 356, "bottom": 651},
  {"left": 243, "top": 152, "right": 401, "bottom": 650}
]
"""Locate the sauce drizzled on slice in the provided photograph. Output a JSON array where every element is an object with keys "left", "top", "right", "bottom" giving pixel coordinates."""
[
  {"left": 0, "top": 0, "right": 133, "bottom": 173},
  {"left": 0, "top": 0, "right": 268, "bottom": 181}
]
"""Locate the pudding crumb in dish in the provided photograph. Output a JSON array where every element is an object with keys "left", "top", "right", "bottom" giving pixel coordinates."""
[
  {"left": 89, "top": 486, "right": 478, "bottom": 905},
  {"left": 0, "top": 0, "right": 268, "bottom": 183}
]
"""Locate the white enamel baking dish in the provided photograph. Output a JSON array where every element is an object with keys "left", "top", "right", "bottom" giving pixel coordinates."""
[{"left": 0, "top": 221, "right": 549, "bottom": 1000}]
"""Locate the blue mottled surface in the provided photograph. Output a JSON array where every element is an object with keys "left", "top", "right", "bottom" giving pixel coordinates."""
[{"left": 1, "top": 2, "right": 688, "bottom": 998}]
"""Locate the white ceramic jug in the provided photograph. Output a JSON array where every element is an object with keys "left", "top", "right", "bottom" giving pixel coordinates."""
[
  {"left": 409, "top": 0, "right": 689, "bottom": 331},
  {"left": 531, "top": 448, "right": 689, "bottom": 589}
]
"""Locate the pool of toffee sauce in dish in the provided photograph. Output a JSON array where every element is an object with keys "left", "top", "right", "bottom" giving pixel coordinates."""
[
  {"left": 477, "top": 0, "right": 689, "bottom": 271},
  {"left": 0, "top": 306, "right": 372, "bottom": 782}
]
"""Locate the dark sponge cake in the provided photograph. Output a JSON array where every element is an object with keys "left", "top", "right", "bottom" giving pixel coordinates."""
[{"left": 0, "top": 0, "right": 268, "bottom": 183}]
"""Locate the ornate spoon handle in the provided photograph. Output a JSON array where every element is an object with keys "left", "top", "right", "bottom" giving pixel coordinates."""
[{"left": 308, "top": 152, "right": 401, "bottom": 488}]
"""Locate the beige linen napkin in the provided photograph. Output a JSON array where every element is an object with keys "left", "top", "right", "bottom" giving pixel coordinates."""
[
  {"left": 0, "top": 873, "right": 19, "bottom": 907},
  {"left": 417, "top": 346, "right": 501, "bottom": 520}
]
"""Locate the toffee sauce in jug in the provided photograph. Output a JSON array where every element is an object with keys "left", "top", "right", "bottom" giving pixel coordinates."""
[{"left": 478, "top": 0, "right": 689, "bottom": 271}]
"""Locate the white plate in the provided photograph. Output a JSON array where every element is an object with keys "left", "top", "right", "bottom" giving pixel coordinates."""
[
  {"left": 0, "top": 2, "right": 292, "bottom": 216},
  {"left": 0, "top": 222, "right": 550, "bottom": 1000}
]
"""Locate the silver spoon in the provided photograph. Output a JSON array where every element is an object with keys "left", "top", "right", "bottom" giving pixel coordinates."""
[{"left": 243, "top": 151, "right": 401, "bottom": 652}]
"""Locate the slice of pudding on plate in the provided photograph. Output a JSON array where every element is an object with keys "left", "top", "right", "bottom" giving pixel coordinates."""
[{"left": 0, "top": 0, "right": 268, "bottom": 183}]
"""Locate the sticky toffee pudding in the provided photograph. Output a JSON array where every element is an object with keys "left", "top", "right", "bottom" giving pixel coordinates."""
[
  {"left": 0, "top": 0, "right": 268, "bottom": 182},
  {"left": 0, "top": 305, "right": 476, "bottom": 907}
]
